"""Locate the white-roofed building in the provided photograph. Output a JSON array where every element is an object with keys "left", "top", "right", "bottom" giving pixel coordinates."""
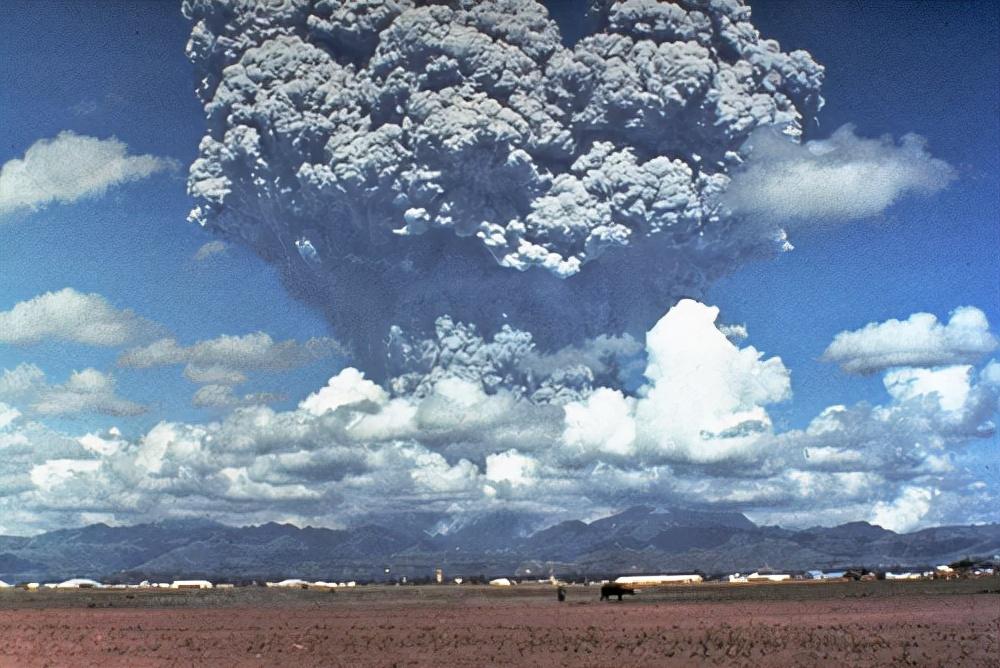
[
  {"left": 170, "top": 580, "right": 213, "bottom": 589},
  {"left": 489, "top": 578, "right": 513, "bottom": 586},
  {"left": 614, "top": 574, "right": 703, "bottom": 586},
  {"left": 266, "top": 579, "right": 310, "bottom": 588},
  {"left": 56, "top": 578, "right": 103, "bottom": 589},
  {"left": 746, "top": 572, "right": 791, "bottom": 582}
]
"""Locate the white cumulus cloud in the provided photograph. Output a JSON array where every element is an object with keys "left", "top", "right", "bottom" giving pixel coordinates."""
[
  {"left": 822, "top": 306, "right": 997, "bottom": 374},
  {"left": 0, "top": 288, "right": 161, "bottom": 347},
  {"left": 0, "top": 300, "right": 995, "bottom": 534},
  {"left": 632, "top": 299, "right": 791, "bottom": 463},
  {"left": 0, "top": 363, "right": 145, "bottom": 417},
  {"left": 0, "top": 131, "right": 177, "bottom": 216},
  {"left": 871, "top": 486, "right": 936, "bottom": 533},
  {"left": 724, "top": 125, "right": 954, "bottom": 223},
  {"left": 883, "top": 365, "right": 974, "bottom": 415}
]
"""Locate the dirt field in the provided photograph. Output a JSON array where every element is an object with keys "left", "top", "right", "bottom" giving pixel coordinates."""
[{"left": 0, "top": 579, "right": 996, "bottom": 666}]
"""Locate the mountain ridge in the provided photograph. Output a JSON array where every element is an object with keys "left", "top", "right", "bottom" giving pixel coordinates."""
[{"left": 2, "top": 507, "right": 997, "bottom": 583}]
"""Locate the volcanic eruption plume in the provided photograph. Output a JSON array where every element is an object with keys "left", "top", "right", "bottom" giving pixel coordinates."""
[{"left": 182, "top": 0, "right": 824, "bottom": 378}]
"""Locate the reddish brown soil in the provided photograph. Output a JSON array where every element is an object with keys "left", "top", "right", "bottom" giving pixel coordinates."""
[{"left": 0, "top": 582, "right": 996, "bottom": 667}]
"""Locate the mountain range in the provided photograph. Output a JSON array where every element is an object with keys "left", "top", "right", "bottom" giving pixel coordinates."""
[{"left": 2, "top": 507, "right": 998, "bottom": 583}]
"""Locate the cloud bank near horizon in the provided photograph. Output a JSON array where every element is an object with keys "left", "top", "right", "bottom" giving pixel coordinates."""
[{"left": 1, "top": 300, "right": 996, "bottom": 535}]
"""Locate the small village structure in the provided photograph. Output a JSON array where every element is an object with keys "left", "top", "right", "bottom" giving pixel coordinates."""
[
  {"left": 55, "top": 578, "right": 103, "bottom": 589},
  {"left": 170, "top": 580, "right": 213, "bottom": 589},
  {"left": 267, "top": 579, "right": 310, "bottom": 589},
  {"left": 806, "top": 571, "right": 847, "bottom": 580},
  {"left": 746, "top": 572, "right": 791, "bottom": 583},
  {"left": 0, "top": 558, "right": 994, "bottom": 598},
  {"left": 614, "top": 574, "right": 703, "bottom": 587}
]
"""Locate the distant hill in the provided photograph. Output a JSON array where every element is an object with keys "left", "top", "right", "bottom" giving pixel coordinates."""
[{"left": 1, "top": 507, "right": 998, "bottom": 583}]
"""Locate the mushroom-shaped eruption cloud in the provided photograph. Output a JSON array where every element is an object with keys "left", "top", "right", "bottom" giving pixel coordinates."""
[{"left": 183, "top": 0, "right": 824, "bottom": 373}]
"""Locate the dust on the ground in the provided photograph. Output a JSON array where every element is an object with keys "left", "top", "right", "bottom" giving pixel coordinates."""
[{"left": 0, "top": 579, "right": 996, "bottom": 666}]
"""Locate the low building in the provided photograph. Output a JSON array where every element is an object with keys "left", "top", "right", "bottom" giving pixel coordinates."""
[
  {"left": 614, "top": 574, "right": 703, "bottom": 586},
  {"left": 266, "top": 579, "right": 310, "bottom": 589},
  {"left": 56, "top": 578, "right": 103, "bottom": 589},
  {"left": 885, "top": 572, "right": 922, "bottom": 580},
  {"left": 746, "top": 572, "right": 791, "bottom": 582},
  {"left": 489, "top": 577, "right": 513, "bottom": 586},
  {"left": 0, "top": 580, "right": 12, "bottom": 589},
  {"left": 935, "top": 565, "right": 959, "bottom": 580},
  {"left": 170, "top": 580, "right": 213, "bottom": 589}
]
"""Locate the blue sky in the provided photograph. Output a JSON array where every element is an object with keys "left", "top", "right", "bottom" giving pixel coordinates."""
[
  {"left": 0, "top": 0, "right": 336, "bottom": 430},
  {"left": 711, "top": 0, "right": 1000, "bottom": 428},
  {"left": 0, "top": 0, "right": 996, "bottom": 533}
]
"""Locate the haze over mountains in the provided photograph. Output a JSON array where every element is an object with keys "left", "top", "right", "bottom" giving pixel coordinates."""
[{"left": 2, "top": 507, "right": 998, "bottom": 583}]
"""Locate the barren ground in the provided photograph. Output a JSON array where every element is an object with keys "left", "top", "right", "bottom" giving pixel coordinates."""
[{"left": 0, "top": 579, "right": 996, "bottom": 667}]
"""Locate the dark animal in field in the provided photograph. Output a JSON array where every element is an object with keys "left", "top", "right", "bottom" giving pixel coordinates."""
[
  {"left": 600, "top": 584, "right": 636, "bottom": 601},
  {"left": 557, "top": 586, "right": 566, "bottom": 602}
]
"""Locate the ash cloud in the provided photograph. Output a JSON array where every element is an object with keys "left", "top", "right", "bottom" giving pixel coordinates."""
[{"left": 182, "top": 0, "right": 825, "bottom": 370}]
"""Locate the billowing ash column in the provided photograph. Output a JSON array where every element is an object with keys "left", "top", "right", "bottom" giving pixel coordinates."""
[{"left": 182, "top": 0, "right": 823, "bottom": 377}]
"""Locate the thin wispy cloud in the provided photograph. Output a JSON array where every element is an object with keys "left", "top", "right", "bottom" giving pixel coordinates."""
[
  {"left": 192, "top": 240, "right": 228, "bottom": 261},
  {"left": 119, "top": 332, "right": 344, "bottom": 386}
]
